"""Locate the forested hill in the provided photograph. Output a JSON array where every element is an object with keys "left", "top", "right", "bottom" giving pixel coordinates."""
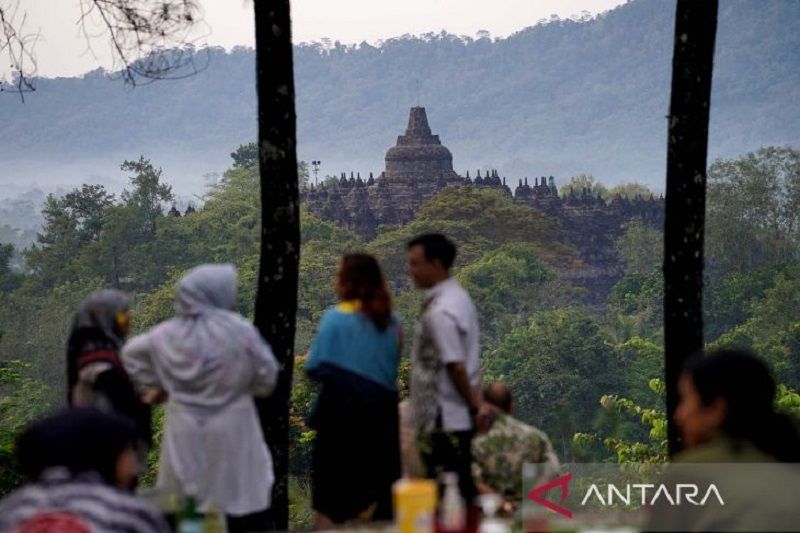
[{"left": 2, "top": 0, "right": 798, "bottom": 194}]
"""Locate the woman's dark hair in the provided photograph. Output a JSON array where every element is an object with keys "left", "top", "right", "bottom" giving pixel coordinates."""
[
  {"left": 407, "top": 233, "right": 457, "bottom": 270},
  {"left": 17, "top": 408, "right": 137, "bottom": 485},
  {"left": 337, "top": 253, "right": 393, "bottom": 331},
  {"left": 684, "top": 349, "right": 800, "bottom": 462}
]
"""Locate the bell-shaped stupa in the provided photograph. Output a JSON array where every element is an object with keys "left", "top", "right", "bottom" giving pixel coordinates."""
[{"left": 384, "top": 107, "right": 461, "bottom": 184}]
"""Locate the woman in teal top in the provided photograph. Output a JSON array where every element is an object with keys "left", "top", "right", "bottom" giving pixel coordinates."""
[{"left": 306, "top": 253, "right": 402, "bottom": 527}]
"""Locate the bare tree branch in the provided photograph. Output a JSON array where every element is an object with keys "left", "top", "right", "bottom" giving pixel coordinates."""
[
  {"left": 78, "top": 0, "right": 209, "bottom": 85},
  {"left": 0, "top": 0, "right": 38, "bottom": 100},
  {"left": 2, "top": 0, "right": 207, "bottom": 101}
]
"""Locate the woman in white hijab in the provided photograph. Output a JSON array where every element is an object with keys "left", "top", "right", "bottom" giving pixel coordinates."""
[{"left": 122, "top": 264, "right": 279, "bottom": 532}]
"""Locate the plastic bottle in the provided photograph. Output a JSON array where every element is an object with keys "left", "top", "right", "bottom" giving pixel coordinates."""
[
  {"left": 439, "top": 472, "right": 466, "bottom": 533},
  {"left": 177, "top": 494, "right": 204, "bottom": 533},
  {"left": 203, "top": 504, "right": 226, "bottom": 533},
  {"left": 476, "top": 493, "right": 509, "bottom": 533}
]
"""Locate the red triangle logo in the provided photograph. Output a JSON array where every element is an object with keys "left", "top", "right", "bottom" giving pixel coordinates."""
[{"left": 527, "top": 472, "right": 573, "bottom": 518}]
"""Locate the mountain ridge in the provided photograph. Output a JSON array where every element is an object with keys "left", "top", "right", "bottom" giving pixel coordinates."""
[{"left": 1, "top": 0, "right": 798, "bottom": 195}]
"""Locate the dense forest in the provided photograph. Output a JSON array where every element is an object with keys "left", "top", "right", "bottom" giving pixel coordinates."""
[
  {"left": 2, "top": 142, "right": 799, "bottom": 525},
  {"left": 2, "top": 0, "right": 799, "bottom": 194}
]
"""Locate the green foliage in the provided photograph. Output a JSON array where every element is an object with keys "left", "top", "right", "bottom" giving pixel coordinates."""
[
  {"left": 0, "top": 360, "right": 50, "bottom": 495},
  {"left": 706, "top": 146, "right": 800, "bottom": 276},
  {"left": 120, "top": 157, "right": 174, "bottom": 237},
  {"left": 369, "top": 187, "right": 576, "bottom": 285},
  {"left": 458, "top": 243, "right": 576, "bottom": 348},
  {"left": 710, "top": 270, "right": 800, "bottom": 388},
  {"left": 288, "top": 476, "right": 314, "bottom": 530},
  {"left": 23, "top": 157, "right": 177, "bottom": 293},
  {"left": 0, "top": 278, "right": 106, "bottom": 401},
  {"left": 289, "top": 356, "right": 317, "bottom": 477},
  {"left": 616, "top": 220, "right": 663, "bottom": 277},
  {"left": 775, "top": 385, "right": 800, "bottom": 419},
  {"left": 559, "top": 174, "right": 607, "bottom": 199},
  {"left": 579, "top": 379, "right": 800, "bottom": 465},
  {"left": 0, "top": 244, "right": 22, "bottom": 294},
  {"left": 613, "top": 337, "right": 663, "bottom": 407},
  {"left": 559, "top": 177, "right": 655, "bottom": 202},
  {"left": 368, "top": 187, "right": 579, "bottom": 354},
  {"left": 701, "top": 148, "right": 800, "bottom": 389},
  {"left": 133, "top": 271, "right": 187, "bottom": 331},
  {"left": 24, "top": 194, "right": 83, "bottom": 287},
  {"left": 296, "top": 211, "right": 363, "bottom": 351},
  {"left": 606, "top": 182, "right": 656, "bottom": 200},
  {"left": 607, "top": 268, "right": 663, "bottom": 342},
  {"left": 140, "top": 407, "right": 165, "bottom": 488},
  {"left": 231, "top": 143, "right": 259, "bottom": 169},
  {"left": 2, "top": 143, "right": 800, "bottom": 496},
  {"left": 704, "top": 264, "right": 792, "bottom": 341},
  {"left": 483, "top": 308, "right": 622, "bottom": 460},
  {"left": 229, "top": 142, "right": 310, "bottom": 189},
  {"left": 606, "top": 220, "right": 664, "bottom": 343},
  {"left": 574, "top": 378, "right": 667, "bottom": 464}
]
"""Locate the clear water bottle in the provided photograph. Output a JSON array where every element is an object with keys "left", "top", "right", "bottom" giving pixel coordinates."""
[
  {"left": 477, "top": 493, "right": 510, "bottom": 533},
  {"left": 440, "top": 472, "right": 466, "bottom": 533}
]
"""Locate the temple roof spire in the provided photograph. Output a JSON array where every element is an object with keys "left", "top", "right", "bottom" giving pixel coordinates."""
[{"left": 405, "top": 106, "right": 433, "bottom": 137}]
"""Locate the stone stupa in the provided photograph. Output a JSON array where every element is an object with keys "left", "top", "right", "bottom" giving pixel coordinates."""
[{"left": 384, "top": 107, "right": 461, "bottom": 184}]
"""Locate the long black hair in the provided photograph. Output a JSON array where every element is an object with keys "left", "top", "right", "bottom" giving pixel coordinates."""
[{"left": 684, "top": 349, "right": 800, "bottom": 462}]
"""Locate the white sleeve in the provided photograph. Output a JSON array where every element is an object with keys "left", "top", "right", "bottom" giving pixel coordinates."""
[
  {"left": 121, "top": 333, "right": 161, "bottom": 392},
  {"left": 427, "top": 309, "right": 466, "bottom": 365}
]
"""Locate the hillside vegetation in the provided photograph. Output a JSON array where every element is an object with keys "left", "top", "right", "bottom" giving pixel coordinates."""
[{"left": 1, "top": 145, "right": 798, "bottom": 484}]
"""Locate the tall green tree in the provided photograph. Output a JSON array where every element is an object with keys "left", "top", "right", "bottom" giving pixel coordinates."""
[
  {"left": 120, "top": 157, "right": 174, "bottom": 236},
  {"left": 25, "top": 195, "right": 82, "bottom": 287},
  {"left": 62, "top": 185, "right": 116, "bottom": 244},
  {"left": 231, "top": 143, "right": 260, "bottom": 169},
  {"left": 706, "top": 146, "right": 800, "bottom": 275}
]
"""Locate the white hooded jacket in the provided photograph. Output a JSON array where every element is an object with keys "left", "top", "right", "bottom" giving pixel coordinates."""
[{"left": 122, "top": 264, "right": 279, "bottom": 516}]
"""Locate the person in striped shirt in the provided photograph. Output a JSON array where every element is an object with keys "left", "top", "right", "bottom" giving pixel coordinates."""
[{"left": 0, "top": 408, "right": 169, "bottom": 533}]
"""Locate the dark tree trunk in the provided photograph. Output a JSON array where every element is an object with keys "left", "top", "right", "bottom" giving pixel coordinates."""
[
  {"left": 663, "top": 0, "right": 718, "bottom": 457},
  {"left": 253, "top": 0, "right": 300, "bottom": 528}
]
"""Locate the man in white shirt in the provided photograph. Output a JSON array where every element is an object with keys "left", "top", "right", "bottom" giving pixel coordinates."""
[{"left": 407, "top": 233, "right": 483, "bottom": 504}]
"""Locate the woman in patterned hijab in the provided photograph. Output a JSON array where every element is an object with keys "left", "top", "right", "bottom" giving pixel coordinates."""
[{"left": 66, "top": 289, "right": 151, "bottom": 447}]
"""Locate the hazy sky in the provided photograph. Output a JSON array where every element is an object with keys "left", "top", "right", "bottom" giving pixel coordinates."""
[{"left": 13, "top": 0, "right": 627, "bottom": 78}]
